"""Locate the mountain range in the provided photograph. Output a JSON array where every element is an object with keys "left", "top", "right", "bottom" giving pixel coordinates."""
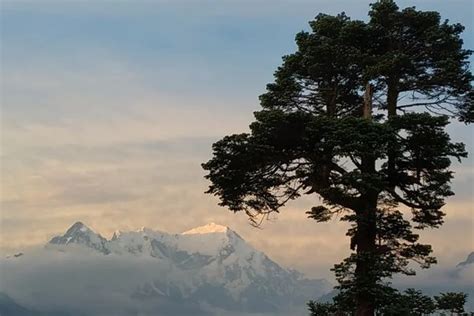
[
  {"left": 2, "top": 222, "right": 472, "bottom": 315},
  {"left": 1, "top": 221, "right": 332, "bottom": 316}
]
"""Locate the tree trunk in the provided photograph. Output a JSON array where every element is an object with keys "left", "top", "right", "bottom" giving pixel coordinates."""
[
  {"left": 355, "top": 83, "right": 377, "bottom": 316},
  {"left": 387, "top": 81, "right": 399, "bottom": 118},
  {"left": 355, "top": 196, "right": 377, "bottom": 316},
  {"left": 363, "top": 83, "right": 373, "bottom": 119}
]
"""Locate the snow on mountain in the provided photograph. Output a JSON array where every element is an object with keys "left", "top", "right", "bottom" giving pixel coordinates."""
[
  {"left": 182, "top": 222, "right": 229, "bottom": 234},
  {"left": 49, "top": 221, "right": 110, "bottom": 254},
  {"left": 44, "top": 221, "right": 332, "bottom": 314}
]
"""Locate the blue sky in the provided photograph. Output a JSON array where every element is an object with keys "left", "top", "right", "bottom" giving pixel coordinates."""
[
  {"left": 3, "top": 0, "right": 471, "bottom": 104},
  {"left": 2, "top": 1, "right": 473, "bottom": 118},
  {"left": 1, "top": 0, "right": 473, "bottom": 278}
]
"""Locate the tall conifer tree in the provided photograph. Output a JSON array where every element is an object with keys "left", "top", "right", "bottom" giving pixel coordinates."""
[{"left": 202, "top": 1, "right": 472, "bottom": 315}]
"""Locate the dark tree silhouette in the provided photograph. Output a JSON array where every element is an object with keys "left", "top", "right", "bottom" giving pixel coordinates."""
[
  {"left": 308, "top": 288, "right": 467, "bottom": 315},
  {"left": 378, "top": 288, "right": 436, "bottom": 316},
  {"left": 435, "top": 292, "right": 468, "bottom": 315},
  {"left": 202, "top": 1, "right": 472, "bottom": 315}
]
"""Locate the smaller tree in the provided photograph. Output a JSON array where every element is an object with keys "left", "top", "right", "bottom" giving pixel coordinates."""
[
  {"left": 307, "top": 301, "right": 338, "bottom": 316},
  {"left": 309, "top": 288, "right": 457, "bottom": 316},
  {"left": 403, "top": 288, "right": 437, "bottom": 316},
  {"left": 378, "top": 288, "right": 436, "bottom": 316},
  {"left": 435, "top": 292, "right": 468, "bottom": 315}
]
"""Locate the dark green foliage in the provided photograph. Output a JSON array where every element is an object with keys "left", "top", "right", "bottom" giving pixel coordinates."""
[
  {"left": 367, "top": 0, "right": 473, "bottom": 121},
  {"left": 377, "top": 288, "right": 436, "bottom": 316},
  {"left": 307, "top": 301, "right": 338, "bottom": 316},
  {"left": 308, "top": 289, "right": 463, "bottom": 316},
  {"left": 259, "top": 13, "right": 368, "bottom": 117},
  {"left": 435, "top": 292, "right": 468, "bottom": 315},
  {"left": 202, "top": 1, "right": 471, "bottom": 314}
]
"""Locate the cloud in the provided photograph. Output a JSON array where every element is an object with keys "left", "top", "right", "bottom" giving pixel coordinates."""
[
  {"left": 0, "top": 246, "right": 310, "bottom": 316},
  {"left": 0, "top": 248, "right": 194, "bottom": 316},
  {"left": 1, "top": 135, "right": 472, "bottom": 278},
  {"left": 392, "top": 263, "right": 474, "bottom": 310},
  {"left": 1, "top": 60, "right": 256, "bottom": 148},
  {"left": 1, "top": 246, "right": 472, "bottom": 315}
]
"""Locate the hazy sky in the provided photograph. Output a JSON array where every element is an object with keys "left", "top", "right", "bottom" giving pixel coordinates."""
[{"left": 1, "top": 0, "right": 473, "bottom": 279}]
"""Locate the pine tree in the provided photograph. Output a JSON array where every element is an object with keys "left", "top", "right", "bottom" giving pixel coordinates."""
[{"left": 202, "top": 1, "right": 472, "bottom": 315}]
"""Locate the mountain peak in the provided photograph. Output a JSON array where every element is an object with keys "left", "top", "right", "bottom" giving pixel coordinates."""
[
  {"left": 182, "top": 222, "right": 229, "bottom": 235},
  {"left": 49, "top": 221, "right": 109, "bottom": 254},
  {"left": 66, "top": 221, "right": 91, "bottom": 234}
]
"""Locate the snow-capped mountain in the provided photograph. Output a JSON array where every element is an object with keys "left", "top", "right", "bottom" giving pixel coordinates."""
[
  {"left": 49, "top": 221, "right": 110, "bottom": 254},
  {"left": 42, "top": 221, "right": 332, "bottom": 314}
]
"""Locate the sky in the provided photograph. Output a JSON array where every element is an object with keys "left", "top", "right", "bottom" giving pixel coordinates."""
[{"left": 1, "top": 0, "right": 473, "bottom": 279}]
